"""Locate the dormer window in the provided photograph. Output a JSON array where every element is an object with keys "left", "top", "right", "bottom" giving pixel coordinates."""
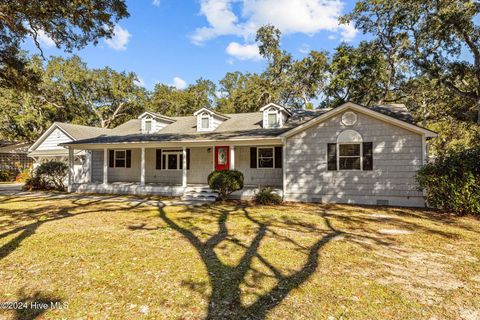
[
  {"left": 144, "top": 119, "right": 152, "bottom": 133},
  {"left": 194, "top": 107, "right": 229, "bottom": 132},
  {"left": 201, "top": 113, "right": 210, "bottom": 129},
  {"left": 138, "top": 111, "right": 176, "bottom": 134},
  {"left": 260, "top": 103, "right": 292, "bottom": 128},
  {"left": 267, "top": 109, "right": 279, "bottom": 127}
]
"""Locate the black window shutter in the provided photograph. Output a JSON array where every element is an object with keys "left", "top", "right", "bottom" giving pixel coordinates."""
[
  {"left": 126, "top": 150, "right": 132, "bottom": 168},
  {"left": 187, "top": 148, "right": 190, "bottom": 170},
  {"left": 274, "top": 146, "right": 282, "bottom": 168},
  {"left": 109, "top": 150, "right": 114, "bottom": 168},
  {"left": 363, "top": 142, "right": 373, "bottom": 170},
  {"left": 250, "top": 147, "right": 257, "bottom": 168},
  {"left": 156, "top": 149, "right": 162, "bottom": 169},
  {"left": 327, "top": 143, "right": 337, "bottom": 171},
  {"left": 162, "top": 154, "right": 166, "bottom": 169}
]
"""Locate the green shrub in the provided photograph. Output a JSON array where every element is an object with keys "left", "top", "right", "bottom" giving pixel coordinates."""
[
  {"left": 0, "top": 169, "right": 18, "bottom": 182},
  {"left": 208, "top": 170, "right": 244, "bottom": 200},
  {"left": 26, "top": 161, "right": 69, "bottom": 191},
  {"left": 22, "top": 176, "right": 49, "bottom": 191},
  {"left": 0, "top": 170, "right": 11, "bottom": 182},
  {"left": 417, "top": 146, "right": 480, "bottom": 215},
  {"left": 254, "top": 187, "right": 282, "bottom": 205}
]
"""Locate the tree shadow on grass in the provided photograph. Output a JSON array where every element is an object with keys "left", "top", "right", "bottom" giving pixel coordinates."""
[
  {"left": 157, "top": 204, "right": 341, "bottom": 320},
  {"left": 0, "top": 196, "right": 147, "bottom": 262},
  {"left": 12, "top": 289, "right": 62, "bottom": 320}
]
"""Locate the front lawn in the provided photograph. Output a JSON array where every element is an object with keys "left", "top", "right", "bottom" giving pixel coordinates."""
[{"left": 0, "top": 195, "right": 479, "bottom": 319}]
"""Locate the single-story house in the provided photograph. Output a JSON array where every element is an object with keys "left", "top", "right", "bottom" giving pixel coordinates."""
[{"left": 28, "top": 102, "right": 437, "bottom": 206}]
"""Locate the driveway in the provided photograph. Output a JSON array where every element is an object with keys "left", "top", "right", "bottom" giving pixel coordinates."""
[{"left": 0, "top": 183, "right": 23, "bottom": 195}]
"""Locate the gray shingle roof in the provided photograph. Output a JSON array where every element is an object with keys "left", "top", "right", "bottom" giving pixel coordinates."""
[
  {"left": 62, "top": 104, "right": 417, "bottom": 145},
  {"left": 66, "top": 109, "right": 329, "bottom": 145},
  {"left": 367, "top": 104, "right": 415, "bottom": 124},
  {"left": 55, "top": 122, "right": 112, "bottom": 140}
]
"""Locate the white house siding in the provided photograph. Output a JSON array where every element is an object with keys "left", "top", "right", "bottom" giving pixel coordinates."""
[
  {"left": 145, "top": 148, "right": 181, "bottom": 185},
  {"left": 91, "top": 150, "right": 103, "bottom": 182},
  {"left": 36, "top": 128, "right": 72, "bottom": 150},
  {"left": 235, "top": 146, "right": 283, "bottom": 187},
  {"left": 188, "top": 147, "right": 213, "bottom": 184},
  {"left": 284, "top": 111, "right": 425, "bottom": 207},
  {"left": 92, "top": 148, "right": 183, "bottom": 185},
  {"left": 91, "top": 149, "right": 141, "bottom": 183},
  {"left": 74, "top": 153, "right": 90, "bottom": 183}
]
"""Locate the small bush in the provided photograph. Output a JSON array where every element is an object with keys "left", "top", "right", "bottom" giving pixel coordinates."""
[
  {"left": 0, "top": 169, "right": 19, "bottom": 182},
  {"left": 36, "top": 161, "right": 68, "bottom": 191},
  {"left": 417, "top": 146, "right": 480, "bottom": 215},
  {"left": 22, "top": 176, "right": 49, "bottom": 191},
  {"left": 208, "top": 170, "right": 244, "bottom": 200},
  {"left": 16, "top": 168, "right": 32, "bottom": 183},
  {"left": 255, "top": 187, "right": 282, "bottom": 205},
  {"left": 23, "top": 161, "right": 69, "bottom": 191}
]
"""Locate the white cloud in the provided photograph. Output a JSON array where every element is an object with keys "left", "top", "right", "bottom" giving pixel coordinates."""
[
  {"left": 340, "top": 22, "right": 357, "bottom": 41},
  {"left": 152, "top": 0, "right": 161, "bottom": 6},
  {"left": 36, "top": 29, "right": 56, "bottom": 47},
  {"left": 226, "top": 42, "right": 262, "bottom": 61},
  {"left": 191, "top": 0, "right": 357, "bottom": 44},
  {"left": 172, "top": 77, "right": 187, "bottom": 89},
  {"left": 105, "top": 25, "right": 131, "bottom": 51},
  {"left": 191, "top": 0, "right": 242, "bottom": 44}
]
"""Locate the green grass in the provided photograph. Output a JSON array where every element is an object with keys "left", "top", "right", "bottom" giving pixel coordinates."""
[{"left": 0, "top": 195, "right": 479, "bottom": 319}]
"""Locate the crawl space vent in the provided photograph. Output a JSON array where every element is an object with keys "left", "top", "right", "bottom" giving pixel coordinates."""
[{"left": 376, "top": 199, "right": 389, "bottom": 206}]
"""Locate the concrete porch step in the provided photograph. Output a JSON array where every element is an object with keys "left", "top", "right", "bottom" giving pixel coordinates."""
[{"left": 182, "top": 186, "right": 218, "bottom": 202}]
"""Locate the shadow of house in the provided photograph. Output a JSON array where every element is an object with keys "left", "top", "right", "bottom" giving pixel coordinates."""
[{"left": 156, "top": 205, "right": 341, "bottom": 320}]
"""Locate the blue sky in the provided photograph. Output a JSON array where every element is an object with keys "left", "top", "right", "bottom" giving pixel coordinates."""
[{"left": 22, "top": 0, "right": 366, "bottom": 90}]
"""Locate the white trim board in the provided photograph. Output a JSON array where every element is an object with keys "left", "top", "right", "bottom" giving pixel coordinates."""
[
  {"left": 28, "top": 123, "right": 76, "bottom": 152},
  {"left": 280, "top": 102, "right": 438, "bottom": 139},
  {"left": 259, "top": 102, "right": 292, "bottom": 116}
]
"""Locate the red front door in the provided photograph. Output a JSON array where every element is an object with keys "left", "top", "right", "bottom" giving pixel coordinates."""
[{"left": 215, "top": 146, "right": 229, "bottom": 171}]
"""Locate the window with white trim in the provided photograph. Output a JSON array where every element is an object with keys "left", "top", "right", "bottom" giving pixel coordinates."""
[
  {"left": 258, "top": 147, "right": 274, "bottom": 168},
  {"left": 161, "top": 149, "right": 183, "bottom": 170},
  {"left": 144, "top": 119, "right": 152, "bottom": 132},
  {"left": 338, "top": 144, "right": 361, "bottom": 170},
  {"left": 267, "top": 108, "right": 279, "bottom": 128},
  {"left": 334, "top": 130, "right": 363, "bottom": 171},
  {"left": 201, "top": 113, "right": 210, "bottom": 129},
  {"left": 114, "top": 150, "right": 126, "bottom": 168}
]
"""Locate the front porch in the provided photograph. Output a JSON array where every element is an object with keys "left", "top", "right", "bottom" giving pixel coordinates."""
[
  {"left": 71, "top": 182, "right": 283, "bottom": 200},
  {"left": 67, "top": 144, "right": 284, "bottom": 199}
]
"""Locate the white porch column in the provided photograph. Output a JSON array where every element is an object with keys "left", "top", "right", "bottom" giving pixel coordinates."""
[
  {"left": 67, "top": 147, "right": 74, "bottom": 192},
  {"left": 86, "top": 151, "right": 92, "bottom": 183},
  {"left": 140, "top": 147, "right": 146, "bottom": 186},
  {"left": 230, "top": 145, "right": 235, "bottom": 170},
  {"left": 103, "top": 148, "right": 108, "bottom": 185},
  {"left": 182, "top": 146, "right": 187, "bottom": 187},
  {"left": 212, "top": 146, "right": 215, "bottom": 171}
]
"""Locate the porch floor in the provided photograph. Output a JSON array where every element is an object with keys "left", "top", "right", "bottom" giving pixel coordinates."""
[{"left": 71, "top": 182, "right": 282, "bottom": 200}]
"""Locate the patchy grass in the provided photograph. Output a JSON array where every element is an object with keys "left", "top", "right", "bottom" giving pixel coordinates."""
[{"left": 0, "top": 195, "right": 479, "bottom": 319}]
